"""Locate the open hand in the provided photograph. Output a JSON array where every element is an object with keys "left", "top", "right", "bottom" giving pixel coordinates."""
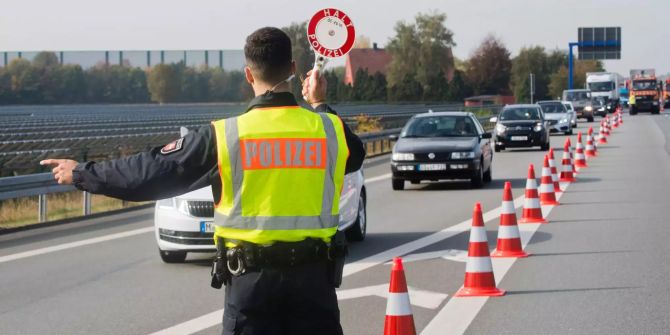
[{"left": 40, "top": 159, "right": 79, "bottom": 185}]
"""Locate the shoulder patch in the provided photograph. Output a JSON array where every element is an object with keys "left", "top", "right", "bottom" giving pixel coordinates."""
[{"left": 160, "top": 137, "right": 184, "bottom": 155}]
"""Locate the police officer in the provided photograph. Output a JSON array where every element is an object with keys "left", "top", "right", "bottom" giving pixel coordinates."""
[{"left": 40, "top": 27, "right": 365, "bottom": 335}]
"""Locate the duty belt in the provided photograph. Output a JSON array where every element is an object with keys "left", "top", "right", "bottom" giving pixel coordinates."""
[{"left": 225, "top": 238, "right": 339, "bottom": 276}]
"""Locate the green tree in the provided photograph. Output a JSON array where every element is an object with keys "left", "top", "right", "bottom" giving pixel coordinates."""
[
  {"left": 511, "top": 46, "right": 550, "bottom": 103},
  {"left": 56, "top": 64, "right": 86, "bottom": 103},
  {"left": 388, "top": 74, "right": 423, "bottom": 102},
  {"left": 147, "top": 63, "right": 182, "bottom": 103},
  {"left": 466, "top": 35, "right": 512, "bottom": 95},
  {"left": 445, "top": 69, "right": 471, "bottom": 102},
  {"left": 386, "top": 12, "right": 455, "bottom": 99}
]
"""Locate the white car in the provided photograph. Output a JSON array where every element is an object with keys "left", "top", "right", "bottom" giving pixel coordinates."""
[
  {"left": 538, "top": 100, "right": 574, "bottom": 135},
  {"left": 561, "top": 101, "right": 578, "bottom": 127},
  {"left": 154, "top": 171, "right": 367, "bottom": 263}
]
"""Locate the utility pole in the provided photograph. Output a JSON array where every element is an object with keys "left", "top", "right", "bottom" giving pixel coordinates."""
[{"left": 530, "top": 73, "right": 535, "bottom": 104}]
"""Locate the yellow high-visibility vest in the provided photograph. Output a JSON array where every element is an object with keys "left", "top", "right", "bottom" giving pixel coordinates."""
[
  {"left": 629, "top": 94, "right": 635, "bottom": 105},
  {"left": 211, "top": 106, "right": 349, "bottom": 245}
]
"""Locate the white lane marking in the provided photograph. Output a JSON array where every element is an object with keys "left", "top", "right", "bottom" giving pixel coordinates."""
[
  {"left": 149, "top": 284, "right": 447, "bottom": 335},
  {"left": 365, "top": 173, "right": 392, "bottom": 183},
  {"left": 421, "top": 197, "right": 565, "bottom": 335},
  {"left": 338, "top": 284, "right": 448, "bottom": 310},
  {"left": 148, "top": 309, "right": 224, "bottom": 335},
  {"left": 385, "top": 249, "right": 468, "bottom": 264},
  {"left": 148, "top": 195, "right": 526, "bottom": 334},
  {"left": 0, "top": 171, "right": 390, "bottom": 264},
  {"left": 343, "top": 195, "right": 524, "bottom": 277},
  {"left": 0, "top": 226, "right": 154, "bottom": 264}
]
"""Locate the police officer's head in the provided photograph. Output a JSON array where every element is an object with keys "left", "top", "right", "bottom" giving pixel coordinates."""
[{"left": 244, "top": 27, "right": 296, "bottom": 90}]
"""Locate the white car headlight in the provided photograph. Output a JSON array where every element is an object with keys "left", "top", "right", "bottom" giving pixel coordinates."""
[
  {"left": 175, "top": 198, "right": 191, "bottom": 215},
  {"left": 533, "top": 123, "right": 543, "bottom": 132},
  {"left": 451, "top": 151, "right": 475, "bottom": 159},
  {"left": 392, "top": 153, "right": 414, "bottom": 161},
  {"left": 559, "top": 118, "right": 568, "bottom": 124},
  {"left": 495, "top": 123, "right": 507, "bottom": 133},
  {"left": 584, "top": 106, "right": 593, "bottom": 111},
  {"left": 653, "top": 101, "right": 659, "bottom": 105}
]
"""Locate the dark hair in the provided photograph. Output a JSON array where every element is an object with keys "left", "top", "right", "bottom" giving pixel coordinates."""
[{"left": 244, "top": 27, "right": 293, "bottom": 83}]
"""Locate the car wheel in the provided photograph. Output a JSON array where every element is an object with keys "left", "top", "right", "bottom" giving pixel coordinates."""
[
  {"left": 483, "top": 163, "right": 492, "bottom": 183},
  {"left": 565, "top": 128, "right": 573, "bottom": 135},
  {"left": 494, "top": 144, "right": 504, "bottom": 152},
  {"left": 652, "top": 107, "right": 660, "bottom": 115},
  {"left": 159, "top": 249, "right": 187, "bottom": 263},
  {"left": 392, "top": 178, "right": 405, "bottom": 190},
  {"left": 587, "top": 116, "right": 594, "bottom": 122},
  {"left": 345, "top": 190, "right": 366, "bottom": 242},
  {"left": 541, "top": 142, "right": 550, "bottom": 151},
  {"left": 471, "top": 163, "right": 484, "bottom": 188}
]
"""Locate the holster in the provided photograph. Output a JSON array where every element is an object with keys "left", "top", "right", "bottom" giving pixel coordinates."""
[
  {"left": 327, "top": 230, "right": 348, "bottom": 288},
  {"left": 211, "top": 237, "right": 231, "bottom": 289}
]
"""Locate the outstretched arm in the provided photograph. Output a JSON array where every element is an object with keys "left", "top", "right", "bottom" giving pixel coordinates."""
[{"left": 40, "top": 125, "right": 217, "bottom": 202}]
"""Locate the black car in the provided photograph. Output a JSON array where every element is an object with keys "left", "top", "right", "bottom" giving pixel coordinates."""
[
  {"left": 492, "top": 104, "right": 550, "bottom": 152},
  {"left": 390, "top": 112, "right": 493, "bottom": 190}
]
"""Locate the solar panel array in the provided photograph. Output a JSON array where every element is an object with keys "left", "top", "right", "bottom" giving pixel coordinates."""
[{"left": 2, "top": 103, "right": 476, "bottom": 176}]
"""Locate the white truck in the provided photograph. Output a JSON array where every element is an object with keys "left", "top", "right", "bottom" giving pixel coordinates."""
[{"left": 586, "top": 72, "right": 623, "bottom": 115}]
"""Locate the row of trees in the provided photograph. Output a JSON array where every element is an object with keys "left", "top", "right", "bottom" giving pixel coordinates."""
[
  {"left": 0, "top": 12, "right": 605, "bottom": 105},
  {"left": 0, "top": 52, "right": 253, "bottom": 104}
]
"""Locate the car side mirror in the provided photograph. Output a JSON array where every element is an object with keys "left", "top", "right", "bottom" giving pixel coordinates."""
[
  {"left": 480, "top": 132, "right": 492, "bottom": 139},
  {"left": 388, "top": 134, "right": 399, "bottom": 141},
  {"left": 489, "top": 116, "right": 498, "bottom": 123}
]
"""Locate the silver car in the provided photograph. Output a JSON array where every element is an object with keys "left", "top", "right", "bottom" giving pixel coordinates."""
[
  {"left": 538, "top": 100, "right": 573, "bottom": 135},
  {"left": 561, "top": 101, "right": 578, "bottom": 127}
]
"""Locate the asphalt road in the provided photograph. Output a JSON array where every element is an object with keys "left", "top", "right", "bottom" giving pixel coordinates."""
[{"left": 2, "top": 111, "right": 669, "bottom": 334}]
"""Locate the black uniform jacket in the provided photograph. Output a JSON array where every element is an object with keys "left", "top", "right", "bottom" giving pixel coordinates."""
[{"left": 72, "top": 92, "right": 366, "bottom": 203}]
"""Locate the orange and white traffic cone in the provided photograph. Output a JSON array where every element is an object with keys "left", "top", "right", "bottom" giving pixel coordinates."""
[
  {"left": 560, "top": 141, "right": 576, "bottom": 183},
  {"left": 539, "top": 155, "right": 559, "bottom": 206},
  {"left": 574, "top": 132, "right": 588, "bottom": 168},
  {"left": 598, "top": 121, "right": 608, "bottom": 144},
  {"left": 384, "top": 257, "right": 416, "bottom": 335},
  {"left": 619, "top": 112, "right": 624, "bottom": 124},
  {"left": 604, "top": 117, "right": 612, "bottom": 136},
  {"left": 585, "top": 127, "right": 598, "bottom": 157},
  {"left": 548, "top": 148, "right": 561, "bottom": 192},
  {"left": 519, "top": 164, "right": 547, "bottom": 224},
  {"left": 612, "top": 114, "right": 620, "bottom": 128},
  {"left": 491, "top": 182, "right": 529, "bottom": 258},
  {"left": 566, "top": 138, "right": 577, "bottom": 175},
  {"left": 455, "top": 203, "right": 505, "bottom": 297}
]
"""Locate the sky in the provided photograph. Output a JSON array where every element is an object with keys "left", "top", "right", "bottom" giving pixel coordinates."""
[{"left": 1, "top": 0, "right": 668, "bottom": 77}]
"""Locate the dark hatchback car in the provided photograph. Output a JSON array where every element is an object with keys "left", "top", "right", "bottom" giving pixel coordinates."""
[
  {"left": 390, "top": 112, "right": 493, "bottom": 190},
  {"left": 491, "top": 104, "right": 550, "bottom": 152}
]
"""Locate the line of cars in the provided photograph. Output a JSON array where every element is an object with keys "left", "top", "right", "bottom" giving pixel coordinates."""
[{"left": 388, "top": 96, "right": 603, "bottom": 191}]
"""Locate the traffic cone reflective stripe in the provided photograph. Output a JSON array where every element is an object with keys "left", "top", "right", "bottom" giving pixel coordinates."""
[
  {"left": 492, "top": 182, "right": 529, "bottom": 258},
  {"left": 598, "top": 121, "right": 608, "bottom": 144},
  {"left": 560, "top": 141, "right": 576, "bottom": 183},
  {"left": 585, "top": 127, "right": 597, "bottom": 157},
  {"left": 384, "top": 257, "right": 416, "bottom": 335},
  {"left": 539, "top": 155, "right": 559, "bottom": 206},
  {"left": 574, "top": 132, "right": 588, "bottom": 168},
  {"left": 548, "top": 148, "right": 561, "bottom": 192},
  {"left": 519, "top": 164, "right": 547, "bottom": 224},
  {"left": 566, "top": 138, "right": 577, "bottom": 174},
  {"left": 455, "top": 203, "right": 505, "bottom": 297}
]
